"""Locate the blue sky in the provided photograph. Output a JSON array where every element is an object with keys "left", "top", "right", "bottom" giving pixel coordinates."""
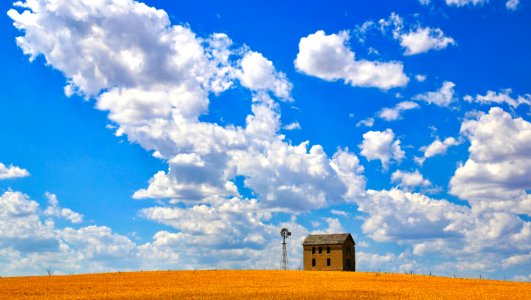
[{"left": 0, "top": 0, "right": 530, "bottom": 280}]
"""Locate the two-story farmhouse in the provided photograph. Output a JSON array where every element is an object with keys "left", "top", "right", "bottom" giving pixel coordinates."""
[{"left": 302, "top": 233, "right": 355, "bottom": 271}]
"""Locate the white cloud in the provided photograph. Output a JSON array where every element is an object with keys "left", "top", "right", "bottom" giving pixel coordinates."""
[
  {"left": 0, "top": 162, "right": 30, "bottom": 179},
  {"left": 43, "top": 192, "right": 83, "bottom": 224},
  {"left": 359, "top": 129, "right": 405, "bottom": 169},
  {"left": 360, "top": 189, "right": 467, "bottom": 242},
  {"left": 0, "top": 189, "right": 312, "bottom": 275},
  {"left": 413, "top": 81, "right": 456, "bottom": 107},
  {"left": 379, "top": 13, "right": 455, "bottom": 55},
  {"left": 464, "top": 89, "right": 530, "bottom": 108},
  {"left": 415, "top": 74, "right": 427, "bottom": 82},
  {"left": 419, "top": 0, "right": 431, "bottom": 5},
  {"left": 330, "top": 209, "right": 348, "bottom": 217},
  {"left": 236, "top": 51, "right": 292, "bottom": 101},
  {"left": 506, "top": 0, "right": 520, "bottom": 10},
  {"left": 294, "top": 30, "right": 409, "bottom": 90},
  {"left": 9, "top": 0, "right": 370, "bottom": 215},
  {"left": 416, "top": 136, "right": 461, "bottom": 164},
  {"left": 356, "top": 117, "right": 375, "bottom": 127},
  {"left": 502, "top": 253, "right": 531, "bottom": 268},
  {"left": 283, "top": 121, "right": 301, "bottom": 130},
  {"left": 377, "top": 101, "right": 420, "bottom": 121},
  {"left": 399, "top": 28, "right": 456, "bottom": 56},
  {"left": 450, "top": 107, "right": 531, "bottom": 215},
  {"left": 323, "top": 218, "right": 345, "bottom": 233},
  {"left": 446, "top": 0, "right": 487, "bottom": 6},
  {"left": 391, "top": 170, "right": 431, "bottom": 189},
  {"left": 355, "top": 188, "right": 531, "bottom": 275}
]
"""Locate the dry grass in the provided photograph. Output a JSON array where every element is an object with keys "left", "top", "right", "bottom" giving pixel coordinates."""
[{"left": 0, "top": 270, "right": 529, "bottom": 299}]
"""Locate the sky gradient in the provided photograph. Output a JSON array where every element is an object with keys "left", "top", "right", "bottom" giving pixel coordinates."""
[{"left": 1, "top": 0, "right": 530, "bottom": 280}]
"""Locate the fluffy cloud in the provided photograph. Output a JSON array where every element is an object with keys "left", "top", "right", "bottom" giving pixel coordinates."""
[
  {"left": 359, "top": 129, "right": 405, "bottom": 169},
  {"left": 355, "top": 188, "right": 530, "bottom": 275},
  {"left": 0, "top": 190, "right": 139, "bottom": 275},
  {"left": 377, "top": 101, "right": 420, "bottom": 121},
  {"left": 379, "top": 13, "right": 455, "bottom": 55},
  {"left": 445, "top": 0, "right": 487, "bottom": 6},
  {"left": 0, "top": 162, "right": 30, "bottom": 179},
  {"left": 359, "top": 189, "right": 466, "bottom": 242},
  {"left": 450, "top": 107, "right": 531, "bottom": 215},
  {"left": 398, "top": 28, "right": 455, "bottom": 55},
  {"left": 294, "top": 30, "right": 409, "bottom": 89},
  {"left": 413, "top": 81, "right": 456, "bottom": 107},
  {"left": 43, "top": 193, "right": 83, "bottom": 224},
  {"left": 356, "top": 117, "right": 375, "bottom": 128},
  {"left": 415, "top": 74, "right": 427, "bottom": 82},
  {"left": 506, "top": 0, "right": 520, "bottom": 10},
  {"left": 8, "top": 0, "right": 369, "bottom": 274},
  {"left": 0, "top": 189, "right": 311, "bottom": 275},
  {"left": 391, "top": 170, "right": 431, "bottom": 189},
  {"left": 10, "top": 0, "right": 367, "bottom": 215},
  {"left": 416, "top": 136, "right": 461, "bottom": 164},
  {"left": 463, "top": 89, "right": 530, "bottom": 109},
  {"left": 283, "top": 121, "right": 301, "bottom": 130},
  {"left": 236, "top": 51, "right": 292, "bottom": 100}
]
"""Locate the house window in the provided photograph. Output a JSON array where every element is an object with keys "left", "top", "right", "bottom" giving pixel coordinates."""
[
  {"left": 346, "top": 249, "right": 350, "bottom": 256},
  {"left": 326, "top": 246, "right": 330, "bottom": 254},
  {"left": 312, "top": 247, "right": 315, "bottom": 254},
  {"left": 312, "top": 259, "right": 316, "bottom": 267},
  {"left": 327, "top": 258, "right": 331, "bottom": 267},
  {"left": 318, "top": 247, "right": 322, "bottom": 254},
  {"left": 346, "top": 259, "right": 351, "bottom": 268}
]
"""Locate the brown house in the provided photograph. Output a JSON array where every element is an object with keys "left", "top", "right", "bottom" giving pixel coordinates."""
[{"left": 302, "top": 233, "right": 355, "bottom": 271}]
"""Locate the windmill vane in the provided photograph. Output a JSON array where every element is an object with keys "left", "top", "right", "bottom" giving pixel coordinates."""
[{"left": 280, "top": 228, "right": 291, "bottom": 270}]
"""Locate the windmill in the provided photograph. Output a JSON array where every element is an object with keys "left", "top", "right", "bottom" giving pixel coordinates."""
[{"left": 280, "top": 227, "right": 291, "bottom": 270}]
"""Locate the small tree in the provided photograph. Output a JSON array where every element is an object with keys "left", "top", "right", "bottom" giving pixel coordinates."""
[{"left": 46, "top": 268, "right": 53, "bottom": 276}]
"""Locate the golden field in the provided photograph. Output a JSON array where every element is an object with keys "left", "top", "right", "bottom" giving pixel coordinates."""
[{"left": 0, "top": 270, "right": 529, "bottom": 299}]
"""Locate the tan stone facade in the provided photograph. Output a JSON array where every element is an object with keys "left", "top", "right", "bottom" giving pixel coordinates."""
[{"left": 302, "top": 233, "right": 355, "bottom": 271}]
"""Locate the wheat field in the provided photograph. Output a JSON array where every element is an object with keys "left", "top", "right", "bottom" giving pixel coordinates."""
[{"left": 0, "top": 270, "right": 529, "bottom": 299}]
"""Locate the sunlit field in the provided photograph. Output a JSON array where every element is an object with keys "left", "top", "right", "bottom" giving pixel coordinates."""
[{"left": 0, "top": 270, "right": 529, "bottom": 299}]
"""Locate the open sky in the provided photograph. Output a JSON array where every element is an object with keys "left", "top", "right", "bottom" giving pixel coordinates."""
[{"left": 1, "top": 0, "right": 530, "bottom": 280}]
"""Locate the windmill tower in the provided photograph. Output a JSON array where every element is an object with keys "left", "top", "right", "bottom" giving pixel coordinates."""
[{"left": 280, "top": 227, "right": 291, "bottom": 270}]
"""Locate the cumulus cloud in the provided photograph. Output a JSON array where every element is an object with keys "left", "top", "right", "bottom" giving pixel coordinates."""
[
  {"left": 359, "top": 129, "right": 405, "bottom": 169},
  {"left": 391, "top": 170, "right": 431, "bottom": 189},
  {"left": 0, "top": 162, "right": 30, "bottom": 179},
  {"left": 398, "top": 28, "right": 456, "bottom": 55},
  {"left": 354, "top": 188, "right": 531, "bottom": 276},
  {"left": 506, "top": 0, "right": 520, "bottom": 10},
  {"left": 43, "top": 192, "right": 83, "bottom": 224},
  {"left": 450, "top": 107, "right": 531, "bottom": 215},
  {"left": 416, "top": 136, "right": 461, "bottom": 164},
  {"left": 330, "top": 209, "right": 348, "bottom": 217},
  {"left": 415, "top": 74, "right": 427, "bottom": 82},
  {"left": 0, "top": 189, "right": 311, "bottom": 275},
  {"left": 283, "top": 121, "right": 301, "bottom": 130},
  {"left": 377, "top": 101, "right": 420, "bottom": 121},
  {"left": 356, "top": 117, "right": 375, "bottom": 127},
  {"left": 236, "top": 51, "right": 292, "bottom": 100},
  {"left": 446, "top": 0, "right": 487, "bottom": 6},
  {"left": 413, "top": 81, "right": 456, "bottom": 107},
  {"left": 360, "top": 189, "right": 466, "bottom": 242},
  {"left": 463, "top": 89, "right": 530, "bottom": 109},
  {"left": 8, "top": 0, "right": 369, "bottom": 274},
  {"left": 294, "top": 30, "right": 409, "bottom": 89},
  {"left": 379, "top": 13, "right": 455, "bottom": 55},
  {"left": 10, "top": 0, "right": 367, "bottom": 214}
]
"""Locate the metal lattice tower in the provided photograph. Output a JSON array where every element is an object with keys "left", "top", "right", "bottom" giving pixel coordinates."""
[{"left": 280, "top": 228, "right": 291, "bottom": 270}]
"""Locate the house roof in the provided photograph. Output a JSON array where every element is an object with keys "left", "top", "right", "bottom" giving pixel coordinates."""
[{"left": 302, "top": 233, "right": 355, "bottom": 246}]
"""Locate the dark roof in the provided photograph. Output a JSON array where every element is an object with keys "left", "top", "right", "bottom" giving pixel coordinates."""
[{"left": 302, "top": 233, "right": 355, "bottom": 246}]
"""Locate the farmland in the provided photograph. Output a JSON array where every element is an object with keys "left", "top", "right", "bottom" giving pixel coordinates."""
[{"left": 0, "top": 270, "right": 529, "bottom": 299}]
